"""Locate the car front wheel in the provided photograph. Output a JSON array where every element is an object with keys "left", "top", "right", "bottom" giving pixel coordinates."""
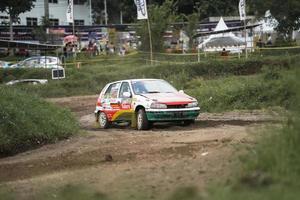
[
  {"left": 182, "top": 120, "right": 195, "bottom": 126},
  {"left": 137, "top": 109, "right": 150, "bottom": 130},
  {"left": 99, "top": 112, "right": 110, "bottom": 129}
]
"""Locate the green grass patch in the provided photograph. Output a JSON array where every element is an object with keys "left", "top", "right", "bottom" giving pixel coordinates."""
[
  {"left": 39, "top": 184, "right": 109, "bottom": 200},
  {"left": 167, "top": 70, "right": 300, "bottom": 200},
  {"left": 1, "top": 54, "right": 298, "bottom": 99},
  {"left": 0, "top": 54, "right": 297, "bottom": 113},
  {"left": 0, "top": 87, "right": 79, "bottom": 156},
  {"left": 217, "top": 72, "right": 300, "bottom": 200},
  {"left": 185, "top": 70, "right": 293, "bottom": 112}
]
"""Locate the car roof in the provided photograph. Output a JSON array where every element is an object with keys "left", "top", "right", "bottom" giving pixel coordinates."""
[
  {"left": 109, "top": 79, "right": 163, "bottom": 84},
  {"left": 23, "top": 56, "right": 59, "bottom": 60}
]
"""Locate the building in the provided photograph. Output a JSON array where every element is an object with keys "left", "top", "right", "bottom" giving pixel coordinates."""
[{"left": 0, "top": 0, "right": 92, "bottom": 26}]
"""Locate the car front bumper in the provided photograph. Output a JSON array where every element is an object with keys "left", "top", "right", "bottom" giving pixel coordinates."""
[{"left": 145, "top": 107, "right": 200, "bottom": 121}]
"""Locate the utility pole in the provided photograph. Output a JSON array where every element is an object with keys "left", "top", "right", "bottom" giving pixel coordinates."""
[
  {"left": 89, "top": 0, "right": 92, "bottom": 25},
  {"left": 120, "top": 10, "right": 123, "bottom": 24},
  {"left": 44, "top": 0, "right": 49, "bottom": 24},
  {"left": 104, "top": 0, "right": 108, "bottom": 25}
]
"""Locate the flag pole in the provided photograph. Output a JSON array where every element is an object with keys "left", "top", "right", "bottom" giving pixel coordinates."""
[
  {"left": 244, "top": 1, "right": 248, "bottom": 59},
  {"left": 135, "top": 0, "right": 153, "bottom": 65},
  {"left": 72, "top": 0, "right": 75, "bottom": 35},
  {"left": 244, "top": 19, "right": 248, "bottom": 59},
  {"left": 147, "top": 18, "right": 153, "bottom": 65}
]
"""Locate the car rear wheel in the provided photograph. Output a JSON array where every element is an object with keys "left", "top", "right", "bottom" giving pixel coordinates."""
[
  {"left": 99, "top": 112, "right": 110, "bottom": 129},
  {"left": 137, "top": 109, "right": 150, "bottom": 130}
]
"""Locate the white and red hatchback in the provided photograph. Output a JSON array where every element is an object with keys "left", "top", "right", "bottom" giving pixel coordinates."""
[{"left": 95, "top": 79, "right": 200, "bottom": 130}]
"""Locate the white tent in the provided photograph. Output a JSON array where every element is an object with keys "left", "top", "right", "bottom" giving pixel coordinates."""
[{"left": 198, "top": 17, "right": 244, "bottom": 53}]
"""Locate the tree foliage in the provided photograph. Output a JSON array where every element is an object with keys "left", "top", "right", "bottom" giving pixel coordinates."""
[
  {"left": 249, "top": 0, "right": 300, "bottom": 38},
  {"left": 92, "top": 0, "right": 239, "bottom": 24},
  {"left": 136, "top": 0, "right": 176, "bottom": 52},
  {"left": 93, "top": 0, "right": 136, "bottom": 24},
  {"left": 176, "top": 0, "right": 238, "bottom": 19},
  {"left": 183, "top": 13, "right": 199, "bottom": 49},
  {"left": 0, "top": 0, "right": 34, "bottom": 20}
]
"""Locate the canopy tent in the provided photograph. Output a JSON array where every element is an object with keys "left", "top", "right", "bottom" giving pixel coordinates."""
[
  {"left": 204, "top": 36, "right": 244, "bottom": 48},
  {"left": 193, "top": 24, "right": 260, "bottom": 38},
  {"left": 63, "top": 35, "right": 78, "bottom": 45},
  {"left": 198, "top": 17, "right": 244, "bottom": 52}
]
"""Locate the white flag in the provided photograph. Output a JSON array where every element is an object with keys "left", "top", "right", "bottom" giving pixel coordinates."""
[
  {"left": 239, "top": 0, "right": 246, "bottom": 21},
  {"left": 66, "top": 0, "right": 74, "bottom": 23},
  {"left": 134, "top": 0, "right": 148, "bottom": 20}
]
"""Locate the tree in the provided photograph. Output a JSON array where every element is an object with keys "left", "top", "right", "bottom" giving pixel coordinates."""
[
  {"left": 183, "top": 13, "right": 199, "bottom": 50},
  {"left": 250, "top": 0, "right": 300, "bottom": 39},
  {"left": 92, "top": 0, "right": 239, "bottom": 24},
  {"left": 0, "top": 0, "right": 34, "bottom": 41},
  {"left": 175, "top": 0, "right": 239, "bottom": 19},
  {"left": 136, "top": 0, "right": 176, "bottom": 52}
]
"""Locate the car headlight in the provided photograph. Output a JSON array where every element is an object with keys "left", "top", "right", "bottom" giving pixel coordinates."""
[
  {"left": 186, "top": 102, "right": 198, "bottom": 108},
  {"left": 150, "top": 102, "right": 167, "bottom": 109}
]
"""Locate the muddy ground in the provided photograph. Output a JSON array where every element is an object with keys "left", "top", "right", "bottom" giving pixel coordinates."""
[{"left": 0, "top": 95, "right": 280, "bottom": 200}]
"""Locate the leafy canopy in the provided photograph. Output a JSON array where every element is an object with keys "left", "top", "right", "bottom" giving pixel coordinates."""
[
  {"left": 136, "top": 0, "right": 176, "bottom": 52},
  {"left": 0, "top": 0, "right": 34, "bottom": 19}
]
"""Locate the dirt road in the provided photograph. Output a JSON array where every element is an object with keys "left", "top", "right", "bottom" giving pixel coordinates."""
[{"left": 0, "top": 95, "right": 279, "bottom": 200}]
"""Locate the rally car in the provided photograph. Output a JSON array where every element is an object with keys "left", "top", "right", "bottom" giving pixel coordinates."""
[{"left": 95, "top": 79, "right": 200, "bottom": 130}]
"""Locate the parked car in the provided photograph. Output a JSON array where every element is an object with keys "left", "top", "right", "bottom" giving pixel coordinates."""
[
  {"left": 0, "top": 60, "right": 11, "bottom": 68},
  {"left": 9, "top": 56, "right": 63, "bottom": 69},
  {"left": 95, "top": 79, "right": 200, "bottom": 130},
  {"left": 5, "top": 79, "right": 48, "bottom": 86}
]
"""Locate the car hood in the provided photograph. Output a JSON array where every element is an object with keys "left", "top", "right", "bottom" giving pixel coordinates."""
[{"left": 140, "top": 92, "right": 195, "bottom": 104}]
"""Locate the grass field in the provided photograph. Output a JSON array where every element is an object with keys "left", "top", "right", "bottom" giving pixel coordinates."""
[
  {"left": 0, "top": 52, "right": 300, "bottom": 199},
  {"left": 1, "top": 53, "right": 298, "bottom": 112},
  {"left": 0, "top": 87, "right": 79, "bottom": 156}
]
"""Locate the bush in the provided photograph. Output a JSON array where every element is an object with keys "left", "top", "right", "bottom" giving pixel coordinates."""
[
  {"left": 185, "top": 71, "right": 294, "bottom": 112},
  {"left": 245, "top": 70, "right": 300, "bottom": 178},
  {"left": 0, "top": 68, "right": 51, "bottom": 84},
  {"left": 1, "top": 54, "right": 298, "bottom": 104},
  {"left": 201, "top": 70, "right": 300, "bottom": 200},
  {"left": 0, "top": 87, "right": 79, "bottom": 156}
]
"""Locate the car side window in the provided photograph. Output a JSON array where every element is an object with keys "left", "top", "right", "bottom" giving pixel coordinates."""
[
  {"left": 119, "top": 82, "right": 132, "bottom": 98},
  {"left": 104, "top": 82, "right": 121, "bottom": 99}
]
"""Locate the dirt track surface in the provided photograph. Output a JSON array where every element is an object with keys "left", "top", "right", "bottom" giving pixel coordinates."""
[{"left": 0, "top": 95, "right": 280, "bottom": 200}]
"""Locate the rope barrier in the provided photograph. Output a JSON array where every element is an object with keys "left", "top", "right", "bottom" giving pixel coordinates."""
[
  {"left": 256, "top": 46, "right": 300, "bottom": 50},
  {"left": 2, "top": 47, "right": 299, "bottom": 68},
  {"left": 138, "top": 51, "right": 205, "bottom": 56}
]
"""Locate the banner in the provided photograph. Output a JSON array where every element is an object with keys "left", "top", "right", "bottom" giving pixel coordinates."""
[
  {"left": 239, "top": 0, "right": 246, "bottom": 21},
  {"left": 66, "top": 0, "right": 74, "bottom": 23},
  {"left": 134, "top": 0, "right": 148, "bottom": 20}
]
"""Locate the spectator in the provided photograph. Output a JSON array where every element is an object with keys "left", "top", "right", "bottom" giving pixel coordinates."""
[{"left": 221, "top": 48, "right": 229, "bottom": 57}]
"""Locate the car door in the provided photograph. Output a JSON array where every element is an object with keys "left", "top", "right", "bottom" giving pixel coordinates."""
[
  {"left": 101, "top": 82, "right": 122, "bottom": 121},
  {"left": 116, "top": 81, "right": 134, "bottom": 121}
]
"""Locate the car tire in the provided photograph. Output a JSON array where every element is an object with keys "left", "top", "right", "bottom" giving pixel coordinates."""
[
  {"left": 136, "top": 109, "right": 150, "bottom": 130},
  {"left": 99, "top": 112, "right": 110, "bottom": 129},
  {"left": 182, "top": 120, "right": 195, "bottom": 126}
]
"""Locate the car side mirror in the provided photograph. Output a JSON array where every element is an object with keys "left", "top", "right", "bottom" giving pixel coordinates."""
[
  {"left": 123, "top": 92, "right": 131, "bottom": 98},
  {"left": 179, "top": 90, "right": 185, "bottom": 94}
]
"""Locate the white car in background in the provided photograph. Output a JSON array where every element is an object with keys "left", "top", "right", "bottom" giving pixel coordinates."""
[
  {"left": 10, "top": 56, "right": 63, "bottom": 69},
  {"left": 0, "top": 60, "right": 11, "bottom": 68},
  {"left": 6, "top": 79, "right": 48, "bottom": 86}
]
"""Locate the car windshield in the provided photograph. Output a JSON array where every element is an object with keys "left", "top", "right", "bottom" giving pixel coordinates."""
[{"left": 131, "top": 80, "right": 177, "bottom": 94}]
